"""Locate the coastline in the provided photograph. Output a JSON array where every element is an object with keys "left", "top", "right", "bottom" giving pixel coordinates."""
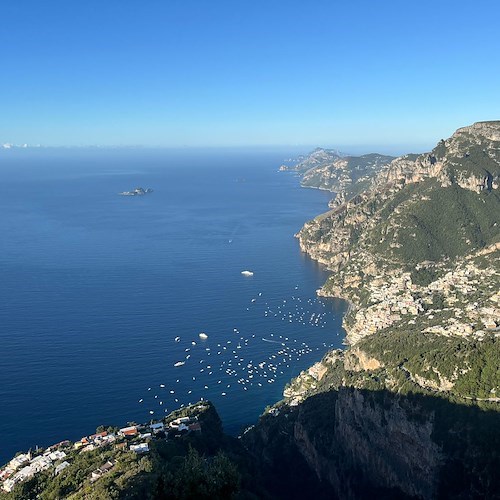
[{"left": 0, "top": 157, "right": 347, "bottom": 472}]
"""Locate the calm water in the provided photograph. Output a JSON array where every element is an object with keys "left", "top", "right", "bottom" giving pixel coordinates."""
[{"left": 0, "top": 148, "right": 346, "bottom": 463}]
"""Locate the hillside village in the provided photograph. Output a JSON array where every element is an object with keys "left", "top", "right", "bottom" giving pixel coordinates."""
[
  {"left": 1, "top": 403, "right": 207, "bottom": 494},
  {"left": 324, "top": 243, "right": 500, "bottom": 345}
]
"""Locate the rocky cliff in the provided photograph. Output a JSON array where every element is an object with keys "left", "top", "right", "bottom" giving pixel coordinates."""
[
  {"left": 243, "top": 122, "right": 500, "bottom": 499},
  {"left": 372, "top": 121, "right": 500, "bottom": 193},
  {"left": 244, "top": 385, "right": 500, "bottom": 499}
]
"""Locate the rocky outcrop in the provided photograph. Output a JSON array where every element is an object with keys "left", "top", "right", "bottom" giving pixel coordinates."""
[
  {"left": 455, "top": 120, "right": 500, "bottom": 142},
  {"left": 372, "top": 121, "right": 500, "bottom": 194},
  {"left": 343, "top": 347, "right": 382, "bottom": 372}
]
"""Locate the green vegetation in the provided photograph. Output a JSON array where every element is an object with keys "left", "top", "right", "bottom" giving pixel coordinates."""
[
  {"left": 358, "top": 328, "right": 500, "bottom": 401},
  {"left": 148, "top": 447, "right": 240, "bottom": 500},
  {"left": 446, "top": 138, "right": 500, "bottom": 181},
  {"left": 372, "top": 181, "right": 499, "bottom": 265},
  {"left": 410, "top": 266, "right": 439, "bottom": 286}
]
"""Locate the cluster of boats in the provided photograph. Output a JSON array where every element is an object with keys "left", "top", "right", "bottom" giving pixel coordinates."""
[
  {"left": 135, "top": 286, "right": 341, "bottom": 415},
  {"left": 118, "top": 187, "right": 153, "bottom": 196}
]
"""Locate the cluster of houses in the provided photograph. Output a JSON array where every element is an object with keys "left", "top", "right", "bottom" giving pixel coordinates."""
[
  {"left": 1, "top": 448, "right": 68, "bottom": 493},
  {"left": 168, "top": 416, "right": 202, "bottom": 433},
  {"left": 74, "top": 430, "right": 116, "bottom": 453},
  {"left": 1, "top": 404, "right": 207, "bottom": 494},
  {"left": 345, "top": 249, "right": 499, "bottom": 343},
  {"left": 114, "top": 414, "right": 202, "bottom": 455},
  {"left": 349, "top": 271, "right": 424, "bottom": 342},
  {"left": 90, "top": 461, "right": 115, "bottom": 482},
  {"left": 426, "top": 262, "right": 499, "bottom": 333}
]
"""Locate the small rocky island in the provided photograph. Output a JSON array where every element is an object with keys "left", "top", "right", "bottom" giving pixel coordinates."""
[{"left": 118, "top": 187, "right": 153, "bottom": 196}]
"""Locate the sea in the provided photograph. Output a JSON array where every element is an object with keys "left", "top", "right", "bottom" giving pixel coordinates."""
[{"left": 0, "top": 148, "right": 346, "bottom": 464}]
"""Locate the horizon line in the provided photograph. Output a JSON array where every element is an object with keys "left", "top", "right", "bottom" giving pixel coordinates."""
[{"left": 0, "top": 142, "right": 433, "bottom": 155}]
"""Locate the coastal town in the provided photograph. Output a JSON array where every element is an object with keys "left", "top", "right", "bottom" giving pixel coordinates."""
[
  {"left": 0, "top": 403, "right": 207, "bottom": 494},
  {"left": 314, "top": 242, "right": 500, "bottom": 346},
  {"left": 280, "top": 244, "right": 500, "bottom": 408}
]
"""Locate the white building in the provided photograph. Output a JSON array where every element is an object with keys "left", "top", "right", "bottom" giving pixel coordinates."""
[
  {"left": 55, "top": 461, "right": 70, "bottom": 475},
  {"left": 130, "top": 443, "right": 149, "bottom": 454}
]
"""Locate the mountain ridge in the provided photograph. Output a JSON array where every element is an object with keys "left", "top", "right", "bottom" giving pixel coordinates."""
[{"left": 243, "top": 120, "right": 500, "bottom": 499}]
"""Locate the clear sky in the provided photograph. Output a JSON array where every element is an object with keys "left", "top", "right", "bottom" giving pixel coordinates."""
[{"left": 1, "top": 0, "right": 500, "bottom": 151}]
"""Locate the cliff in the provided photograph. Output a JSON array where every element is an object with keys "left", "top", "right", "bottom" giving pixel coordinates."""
[
  {"left": 244, "top": 387, "right": 500, "bottom": 499},
  {"left": 243, "top": 121, "right": 500, "bottom": 499}
]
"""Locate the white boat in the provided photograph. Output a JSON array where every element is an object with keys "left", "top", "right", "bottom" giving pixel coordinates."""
[
  {"left": 241, "top": 270, "right": 254, "bottom": 276},
  {"left": 199, "top": 332, "right": 208, "bottom": 340},
  {"left": 174, "top": 361, "right": 185, "bottom": 367},
  {"left": 174, "top": 336, "right": 181, "bottom": 342}
]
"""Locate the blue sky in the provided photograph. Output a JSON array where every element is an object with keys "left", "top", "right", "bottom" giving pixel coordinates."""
[{"left": 1, "top": 0, "right": 500, "bottom": 151}]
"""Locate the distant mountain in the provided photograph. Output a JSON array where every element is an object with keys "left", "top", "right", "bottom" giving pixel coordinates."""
[
  {"left": 301, "top": 153, "right": 395, "bottom": 198},
  {"left": 280, "top": 147, "right": 347, "bottom": 173},
  {"left": 280, "top": 148, "right": 394, "bottom": 202}
]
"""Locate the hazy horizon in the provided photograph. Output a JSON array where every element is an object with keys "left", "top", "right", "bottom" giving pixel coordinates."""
[{"left": 0, "top": 141, "right": 442, "bottom": 159}]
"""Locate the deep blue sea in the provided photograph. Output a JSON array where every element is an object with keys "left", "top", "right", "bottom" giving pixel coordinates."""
[{"left": 0, "top": 148, "right": 346, "bottom": 464}]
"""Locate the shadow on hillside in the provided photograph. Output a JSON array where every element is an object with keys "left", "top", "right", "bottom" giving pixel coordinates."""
[{"left": 242, "top": 387, "right": 500, "bottom": 500}]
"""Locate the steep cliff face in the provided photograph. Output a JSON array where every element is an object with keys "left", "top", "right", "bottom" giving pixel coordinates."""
[
  {"left": 373, "top": 121, "right": 500, "bottom": 193},
  {"left": 294, "top": 389, "right": 441, "bottom": 500},
  {"left": 245, "top": 384, "right": 500, "bottom": 499}
]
